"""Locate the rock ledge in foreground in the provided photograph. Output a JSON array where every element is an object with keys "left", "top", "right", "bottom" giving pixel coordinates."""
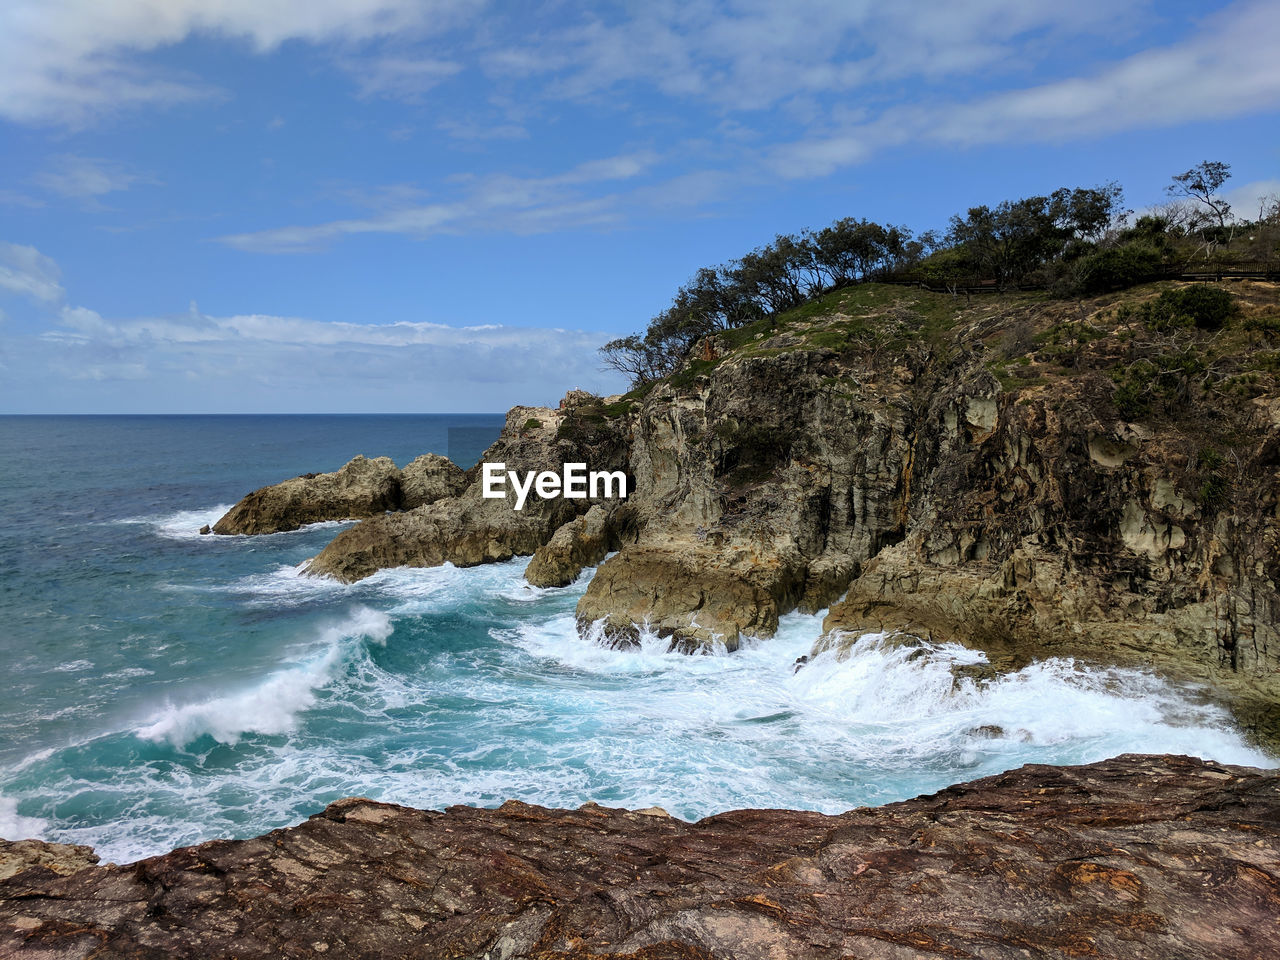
[{"left": 3, "top": 754, "right": 1278, "bottom": 959}]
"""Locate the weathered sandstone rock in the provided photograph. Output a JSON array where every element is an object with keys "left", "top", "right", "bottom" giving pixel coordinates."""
[
  {"left": 212, "top": 455, "right": 402, "bottom": 535},
  {"left": 304, "top": 406, "right": 629, "bottom": 582},
  {"left": 571, "top": 345, "right": 910, "bottom": 648},
  {"left": 399, "top": 453, "right": 467, "bottom": 509},
  {"left": 0, "top": 840, "right": 98, "bottom": 882},
  {"left": 3, "top": 755, "right": 1277, "bottom": 959},
  {"left": 525, "top": 503, "right": 617, "bottom": 587},
  {"left": 577, "top": 543, "right": 807, "bottom": 650}
]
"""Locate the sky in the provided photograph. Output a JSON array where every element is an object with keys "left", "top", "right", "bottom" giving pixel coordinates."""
[{"left": 1, "top": 0, "right": 1279, "bottom": 413}]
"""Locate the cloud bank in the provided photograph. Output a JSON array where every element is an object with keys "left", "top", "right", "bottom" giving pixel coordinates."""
[{"left": 0, "top": 243, "right": 627, "bottom": 412}]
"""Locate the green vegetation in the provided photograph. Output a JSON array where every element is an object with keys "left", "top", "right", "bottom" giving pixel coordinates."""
[
  {"left": 522, "top": 417, "right": 542, "bottom": 430},
  {"left": 601, "top": 160, "right": 1280, "bottom": 391},
  {"left": 1124, "top": 286, "right": 1241, "bottom": 332}
]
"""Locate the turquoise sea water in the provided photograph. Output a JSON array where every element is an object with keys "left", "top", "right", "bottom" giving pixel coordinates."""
[{"left": 0, "top": 414, "right": 1274, "bottom": 864}]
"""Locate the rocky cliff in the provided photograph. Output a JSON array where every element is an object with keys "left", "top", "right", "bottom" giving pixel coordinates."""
[
  {"left": 2, "top": 755, "right": 1277, "bottom": 959},
  {"left": 223, "top": 281, "right": 1280, "bottom": 733}
]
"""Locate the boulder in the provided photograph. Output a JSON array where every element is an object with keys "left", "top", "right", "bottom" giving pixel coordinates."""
[
  {"left": 303, "top": 405, "right": 627, "bottom": 583},
  {"left": 399, "top": 454, "right": 467, "bottom": 510},
  {"left": 525, "top": 504, "right": 616, "bottom": 588}
]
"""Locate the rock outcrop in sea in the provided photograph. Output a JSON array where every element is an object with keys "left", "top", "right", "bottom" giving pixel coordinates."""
[
  {"left": 219, "top": 281, "right": 1280, "bottom": 733},
  {"left": 2, "top": 755, "right": 1277, "bottom": 959},
  {"left": 210, "top": 453, "right": 466, "bottom": 535}
]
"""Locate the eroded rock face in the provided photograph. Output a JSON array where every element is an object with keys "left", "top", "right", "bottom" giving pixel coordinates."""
[
  {"left": 212, "top": 455, "right": 403, "bottom": 535},
  {"left": 3, "top": 755, "right": 1277, "bottom": 959},
  {"left": 818, "top": 363, "right": 1280, "bottom": 730},
  {"left": 525, "top": 503, "right": 618, "bottom": 588},
  {"left": 573, "top": 346, "right": 911, "bottom": 648},
  {"left": 557, "top": 285, "right": 1280, "bottom": 733},
  {"left": 303, "top": 407, "right": 629, "bottom": 583},
  {"left": 0, "top": 840, "right": 97, "bottom": 882},
  {"left": 399, "top": 453, "right": 467, "bottom": 510}
]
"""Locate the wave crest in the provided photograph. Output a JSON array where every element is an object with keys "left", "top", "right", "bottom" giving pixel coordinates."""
[{"left": 134, "top": 608, "right": 393, "bottom": 748}]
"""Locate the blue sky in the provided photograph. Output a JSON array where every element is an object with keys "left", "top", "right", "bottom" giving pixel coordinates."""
[{"left": 1, "top": 0, "right": 1278, "bottom": 413}]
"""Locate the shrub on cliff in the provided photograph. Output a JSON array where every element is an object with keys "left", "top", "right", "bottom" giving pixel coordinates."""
[
  {"left": 1111, "top": 348, "right": 1208, "bottom": 420},
  {"left": 1073, "top": 243, "right": 1164, "bottom": 294},
  {"left": 1138, "top": 286, "right": 1241, "bottom": 331}
]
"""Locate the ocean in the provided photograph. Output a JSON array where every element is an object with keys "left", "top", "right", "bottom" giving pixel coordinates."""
[{"left": 0, "top": 414, "right": 1273, "bottom": 865}]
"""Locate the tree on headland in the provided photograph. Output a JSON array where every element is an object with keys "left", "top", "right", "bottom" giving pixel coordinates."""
[
  {"left": 945, "top": 183, "right": 1125, "bottom": 290},
  {"left": 1168, "top": 161, "right": 1232, "bottom": 230},
  {"left": 1168, "top": 161, "right": 1233, "bottom": 252},
  {"left": 599, "top": 165, "right": 1268, "bottom": 389}
]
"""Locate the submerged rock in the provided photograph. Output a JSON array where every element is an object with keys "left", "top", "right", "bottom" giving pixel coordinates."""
[{"left": 2, "top": 755, "right": 1277, "bottom": 958}]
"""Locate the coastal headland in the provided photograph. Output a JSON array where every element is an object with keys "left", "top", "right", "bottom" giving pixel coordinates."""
[
  {"left": 14, "top": 279, "right": 1279, "bottom": 957},
  {"left": 216, "top": 280, "right": 1280, "bottom": 744}
]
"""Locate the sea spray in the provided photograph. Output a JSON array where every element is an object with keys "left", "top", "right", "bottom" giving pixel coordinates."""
[
  {"left": 2, "top": 467, "right": 1275, "bottom": 865},
  {"left": 134, "top": 607, "right": 393, "bottom": 747},
  {"left": 0, "top": 795, "right": 49, "bottom": 842}
]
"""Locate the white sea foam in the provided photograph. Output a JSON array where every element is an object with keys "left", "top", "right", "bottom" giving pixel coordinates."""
[
  {"left": 222, "top": 563, "right": 348, "bottom": 605},
  {"left": 52, "top": 659, "right": 93, "bottom": 673},
  {"left": 786, "top": 632, "right": 1268, "bottom": 768},
  {"left": 509, "top": 610, "right": 1272, "bottom": 777},
  {"left": 100, "top": 667, "right": 155, "bottom": 681},
  {"left": 144, "top": 505, "right": 232, "bottom": 540},
  {"left": 208, "top": 557, "right": 542, "bottom": 610},
  {"left": 118, "top": 505, "right": 360, "bottom": 541},
  {"left": 11, "top": 573, "right": 1277, "bottom": 866},
  {"left": 133, "top": 608, "right": 393, "bottom": 747},
  {"left": 370, "top": 558, "right": 534, "bottom": 609},
  {"left": 0, "top": 795, "right": 48, "bottom": 841}
]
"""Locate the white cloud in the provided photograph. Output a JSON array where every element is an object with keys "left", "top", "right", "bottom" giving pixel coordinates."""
[
  {"left": 1223, "top": 179, "right": 1280, "bottom": 221},
  {"left": 32, "top": 154, "right": 152, "bottom": 198},
  {"left": 219, "top": 151, "right": 659, "bottom": 253},
  {"left": 770, "top": 0, "right": 1280, "bottom": 177},
  {"left": 0, "top": 0, "right": 1153, "bottom": 128},
  {"left": 0, "top": 243, "right": 65, "bottom": 304},
  {"left": 0, "top": 242, "right": 628, "bottom": 410},
  {"left": 485, "top": 0, "right": 1140, "bottom": 110},
  {"left": 344, "top": 55, "right": 463, "bottom": 99},
  {"left": 0, "top": 189, "right": 44, "bottom": 209},
  {"left": 438, "top": 119, "right": 529, "bottom": 141},
  {"left": 0, "top": 0, "right": 479, "bottom": 126},
  {"left": 33, "top": 305, "right": 627, "bottom": 400}
]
